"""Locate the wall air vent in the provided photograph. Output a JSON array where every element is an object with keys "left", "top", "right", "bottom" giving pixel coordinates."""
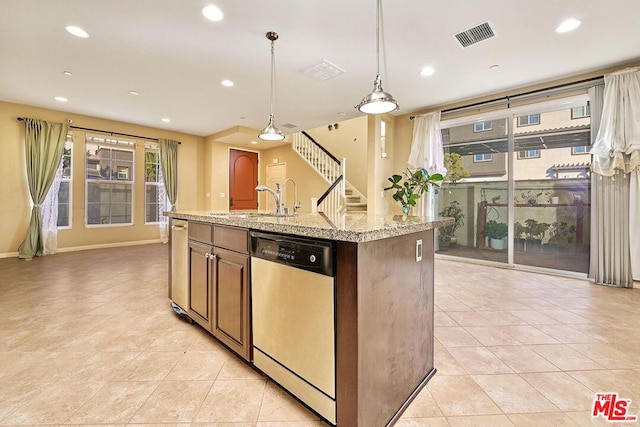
[{"left": 453, "top": 21, "right": 496, "bottom": 48}]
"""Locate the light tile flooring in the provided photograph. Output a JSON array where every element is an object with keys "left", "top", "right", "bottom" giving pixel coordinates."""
[{"left": 0, "top": 243, "right": 639, "bottom": 426}]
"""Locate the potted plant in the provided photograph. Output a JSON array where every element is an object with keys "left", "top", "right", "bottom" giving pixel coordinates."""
[
  {"left": 514, "top": 221, "right": 526, "bottom": 252},
  {"left": 546, "top": 221, "right": 576, "bottom": 253},
  {"left": 384, "top": 168, "right": 443, "bottom": 215},
  {"left": 484, "top": 220, "right": 508, "bottom": 250},
  {"left": 523, "top": 218, "right": 549, "bottom": 253},
  {"left": 443, "top": 153, "right": 470, "bottom": 183},
  {"left": 438, "top": 201, "right": 465, "bottom": 250}
]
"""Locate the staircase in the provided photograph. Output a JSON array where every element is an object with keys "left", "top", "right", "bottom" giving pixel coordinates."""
[
  {"left": 345, "top": 188, "right": 367, "bottom": 212},
  {"left": 293, "top": 132, "right": 367, "bottom": 214}
]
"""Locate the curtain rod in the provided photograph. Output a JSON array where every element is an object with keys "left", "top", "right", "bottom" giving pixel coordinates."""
[
  {"left": 409, "top": 75, "right": 604, "bottom": 120},
  {"left": 16, "top": 117, "right": 181, "bottom": 144}
]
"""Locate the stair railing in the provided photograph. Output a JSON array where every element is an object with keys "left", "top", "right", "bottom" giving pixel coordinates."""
[{"left": 293, "top": 132, "right": 346, "bottom": 213}]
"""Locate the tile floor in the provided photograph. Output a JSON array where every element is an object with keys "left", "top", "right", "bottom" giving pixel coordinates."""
[{"left": 0, "top": 243, "right": 639, "bottom": 426}]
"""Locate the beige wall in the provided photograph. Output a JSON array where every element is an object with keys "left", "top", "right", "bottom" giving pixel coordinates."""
[
  {"left": 258, "top": 145, "right": 328, "bottom": 213},
  {"left": 303, "top": 116, "right": 369, "bottom": 197},
  {"left": 0, "top": 101, "right": 204, "bottom": 255}
]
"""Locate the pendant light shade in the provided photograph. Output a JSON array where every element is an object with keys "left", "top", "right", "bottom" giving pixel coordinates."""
[
  {"left": 259, "top": 114, "right": 284, "bottom": 140},
  {"left": 355, "top": 0, "right": 399, "bottom": 115},
  {"left": 259, "top": 32, "right": 285, "bottom": 141}
]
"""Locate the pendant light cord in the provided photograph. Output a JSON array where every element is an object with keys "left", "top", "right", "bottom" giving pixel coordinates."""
[
  {"left": 270, "top": 38, "right": 276, "bottom": 118},
  {"left": 375, "top": 0, "right": 380, "bottom": 77}
]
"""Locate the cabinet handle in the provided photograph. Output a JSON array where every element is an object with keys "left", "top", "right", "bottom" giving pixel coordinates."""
[
  {"left": 209, "top": 253, "right": 217, "bottom": 260},
  {"left": 171, "top": 225, "right": 186, "bottom": 230},
  {"left": 205, "top": 252, "right": 210, "bottom": 258}
]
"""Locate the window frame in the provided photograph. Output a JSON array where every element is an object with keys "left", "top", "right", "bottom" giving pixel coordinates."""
[
  {"left": 517, "top": 113, "right": 540, "bottom": 127},
  {"left": 571, "top": 145, "right": 590, "bottom": 155},
  {"left": 473, "top": 121, "right": 492, "bottom": 132},
  {"left": 85, "top": 135, "right": 136, "bottom": 227},
  {"left": 144, "top": 143, "right": 165, "bottom": 225},
  {"left": 517, "top": 149, "right": 541, "bottom": 159},
  {"left": 57, "top": 134, "right": 73, "bottom": 229},
  {"left": 571, "top": 104, "right": 591, "bottom": 119},
  {"left": 473, "top": 153, "right": 493, "bottom": 162}
]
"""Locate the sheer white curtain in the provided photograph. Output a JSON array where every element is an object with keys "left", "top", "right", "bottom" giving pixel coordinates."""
[
  {"left": 158, "top": 166, "right": 170, "bottom": 243},
  {"left": 589, "top": 66, "right": 640, "bottom": 287},
  {"left": 41, "top": 164, "right": 62, "bottom": 255},
  {"left": 408, "top": 112, "right": 447, "bottom": 217}
]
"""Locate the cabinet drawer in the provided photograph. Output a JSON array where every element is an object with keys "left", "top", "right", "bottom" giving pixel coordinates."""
[
  {"left": 188, "top": 221, "right": 213, "bottom": 245},
  {"left": 214, "top": 226, "right": 249, "bottom": 254}
]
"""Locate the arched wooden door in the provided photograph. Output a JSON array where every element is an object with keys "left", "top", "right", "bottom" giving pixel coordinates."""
[{"left": 229, "top": 149, "right": 258, "bottom": 210}]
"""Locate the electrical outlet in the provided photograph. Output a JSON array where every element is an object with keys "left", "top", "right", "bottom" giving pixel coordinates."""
[
  {"left": 416, "top": 239, "right": 423, "bottom": 262},
  {"left": 220, "top": 192, "right": 225, "bottom": 198}
]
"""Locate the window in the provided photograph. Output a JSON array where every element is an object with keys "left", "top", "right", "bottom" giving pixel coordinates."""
[
  {"left": 85, "top": 135, "right": 135, "bottom": 225},
  {"left": 474, "top": 153, "right": 493, "bottom": 162},
  {"left": 517, "top": 113, "right": 540, "bottom": 127},
  {"left": 57, "top": 134, "right": 73, "bottom": 228},
  {"left": 518, "top": 149, "right": 540, "bottom": 159},
  {"left": 572, "top": 145, "right": 589, "bottom": 155},
  {"left": 474, "top": 121, "right": 492, "bottom": 132},
  {"left": 572, "top": 104, "right": 590, "bottom": 119},
  {"left": 145, "top": 143, "right": 166, "bottom": 223}
]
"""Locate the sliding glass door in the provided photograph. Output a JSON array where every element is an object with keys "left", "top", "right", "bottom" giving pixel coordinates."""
[{"left": 437, "top": 97, "right": 591, "bottom": 274}]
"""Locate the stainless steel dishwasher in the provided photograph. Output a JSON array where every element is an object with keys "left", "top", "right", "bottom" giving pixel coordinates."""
[
  {"left": 250, "top": 231, "right": 336, "bottom": 425},
  {"left": 170, "top": 219, "right": 189, "bottom": 317}
]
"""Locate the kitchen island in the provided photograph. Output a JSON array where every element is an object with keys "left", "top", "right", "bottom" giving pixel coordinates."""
[{"left": 166, "top": 210, "right": 451, "bottom": 427}]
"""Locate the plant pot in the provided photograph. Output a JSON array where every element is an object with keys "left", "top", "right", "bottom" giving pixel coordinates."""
[
  {"left": 438, "top": 237, "right": 451, "bottom": 251},
  {"left": 526, "top": 238, "right": 542, "bottom": 253},
  {"left": 514, "top": 238, "right": 526, "bottom": 252},
  {"left": 490, "top": 238, "right": 506, "bottom": 250}
]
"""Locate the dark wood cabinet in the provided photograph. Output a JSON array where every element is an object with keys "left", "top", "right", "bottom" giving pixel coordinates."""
[
  {"left": 186, "top": 221, "right": 251, "bottom": 361},
  {"left": 188, "top": 240, "right": 214, "bottom": 331},
  {"left": 212, "top": 247, "right": 251, "bottom": 360}
]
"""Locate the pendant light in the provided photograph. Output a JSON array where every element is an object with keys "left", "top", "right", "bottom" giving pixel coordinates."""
[
  {"left": 355, "top": 0, "right": 399, "bottom": 115},
  {"left": 259, "top": 31, "right": 285, "bottom": 141}
]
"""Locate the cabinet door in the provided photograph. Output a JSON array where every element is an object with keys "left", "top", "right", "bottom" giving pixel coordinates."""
[
  {"left": 188, "top": 241, "right": 214, "bottom": 331},
  {"left": 212, "top": 247, "right": 251, "bottom": 360}
]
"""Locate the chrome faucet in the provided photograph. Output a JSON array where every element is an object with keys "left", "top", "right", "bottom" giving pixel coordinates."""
[
  {"left": 255, "top": 183, "right": 283, "bottom": 215},
  {"left": 283, "top": 178, "right": 301, "bottom": 215}
]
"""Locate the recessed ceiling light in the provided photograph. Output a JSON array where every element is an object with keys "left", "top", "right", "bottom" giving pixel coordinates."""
[
  {"left": 202, "top": 5, "right": 224, "bottom": 22},
  {"left": 54, "top": 96, "right": 68, "bottom": 102},
  {"left": 556, "top": 18, "right": 582, "bottom": 33},
  {"left": 221, "top": 80, "right": 234, "bottom": 87},
  {"left": 129, "top": 90, "right": 140, "bottom": 96},
  {"left": 161, "top": 118, "right": 171, "bottom": 123},
  {"left": 63, "top": 71, "right": 73, "bottom": 76},
  {"left": 250, "top": 141, "right": 258, "bottom": 145},
  {"left": 65, "top": 25, "right": 89, "bottom": 38},
  {"left": 338, "top": 112, "right": 346, "bottom": 117},
  {"left": 419, "top": 66, "right": 435, "bottom": 77}
]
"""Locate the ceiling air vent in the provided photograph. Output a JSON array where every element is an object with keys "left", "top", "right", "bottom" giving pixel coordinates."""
[
  {"left": 453, "top": 21, "right": 496, "bottom": 48},
  {"left": 301, "top": 59, "right": 345, "bottom": 81},
  {"left": 281, "top": 123, "right": 298, "bottom": 129}
]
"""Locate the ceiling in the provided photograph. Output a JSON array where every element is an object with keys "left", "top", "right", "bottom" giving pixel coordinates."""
[{"left": 1, "top": 0, "right": 639, "bottom": 144}]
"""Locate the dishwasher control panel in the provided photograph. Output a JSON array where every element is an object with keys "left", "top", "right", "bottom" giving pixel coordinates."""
[{"left": 250, "top": 232, "right": 335, "bottom": 277}]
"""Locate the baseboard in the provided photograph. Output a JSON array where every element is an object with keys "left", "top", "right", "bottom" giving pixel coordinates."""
[
  {"left": 0, "top": 239, "right": 163, "bottom": 259},
  {"left": 57, "top": 239, "right": 163, "bottom": 253},
  {"left": 0, "top": 251, "right": 20, "bottom": 259}
]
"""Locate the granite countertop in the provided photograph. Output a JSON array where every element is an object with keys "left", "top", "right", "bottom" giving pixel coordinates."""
[{"left": 166, "top": 210, "right": 453, "bottom": 243}]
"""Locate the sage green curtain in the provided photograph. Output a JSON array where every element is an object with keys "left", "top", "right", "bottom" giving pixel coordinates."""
[
  {"left": 159, "top": 139, "right": 179, "bottom": 210},
  {"left": 18, "top": 118, "right": 69, "bottom": 259}
]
